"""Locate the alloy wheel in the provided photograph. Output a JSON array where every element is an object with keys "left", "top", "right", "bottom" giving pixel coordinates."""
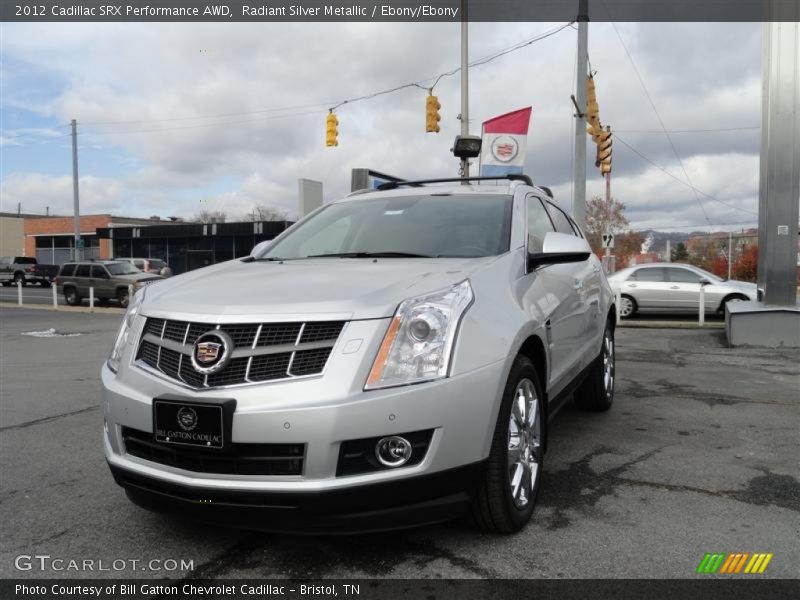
[
  {"left": 603, "top": 330, "right": 615, "bottom": 399},
  {"left": 507, "top": 379, "right": 541, "bottom": 508},
  {"left": 620, "top": 296, "right": 634, "bottom": 318}
]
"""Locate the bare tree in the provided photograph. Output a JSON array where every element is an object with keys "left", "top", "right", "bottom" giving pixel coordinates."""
[
  {"left": 248, "top": 203, "right": 288, "bottom": 222},
  {"left": 193, "top": 210, "right": 227, "bottom": 223},
  {"left": 584, "top": 196, "right": 642, "bottom": 266}
]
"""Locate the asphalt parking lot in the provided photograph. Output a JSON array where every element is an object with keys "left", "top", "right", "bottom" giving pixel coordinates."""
[{"left": 0, "top": 307, "right": 797, "bottom": 580}]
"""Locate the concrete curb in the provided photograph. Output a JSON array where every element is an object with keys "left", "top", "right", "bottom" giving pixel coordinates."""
[
  {"left": 0, "top": 302, "right": 124, "bottom": 315},
  {"left": 620, "top": 320, "right": 725, "bottom": 329}
]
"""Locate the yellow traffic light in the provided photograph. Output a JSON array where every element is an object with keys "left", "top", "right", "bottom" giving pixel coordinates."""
[
  {"left": 597, "top": 126, "right": 612, "bottom": 173},
  {"left": 326, "top": 111, "right": 338, "bottom": 147},
  {"left": 586, "top": 75, "right": 602, "bottom": 142},
  {"left": 425, "top": 93, "right": 441, "bottom": 133}
]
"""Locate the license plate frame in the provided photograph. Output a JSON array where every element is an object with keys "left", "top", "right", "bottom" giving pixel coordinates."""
[{"left": 153, "top": 398, "right": 231, "bottom": 449}]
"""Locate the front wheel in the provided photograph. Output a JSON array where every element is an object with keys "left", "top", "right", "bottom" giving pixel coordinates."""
[
  {"left": 574, "top": 320, "right": 615, "bottom": 412},
  {"left": 469, "top": 355, "right": 545, "bottom": 533},
  {"left": 64, "top": 287, "right": 81, "bottom": 306}
]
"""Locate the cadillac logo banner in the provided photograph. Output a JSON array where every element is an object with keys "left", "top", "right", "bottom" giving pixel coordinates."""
[{"left": 479, "top": 107, "right": 532, "bottom": 177}]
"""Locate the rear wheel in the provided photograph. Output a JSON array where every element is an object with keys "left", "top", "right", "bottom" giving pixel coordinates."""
[
  {"left": 574, "top": 320, "right": 615, "bottom": 412},
  {"left": 117, "top": 288, "right": 129, "bottom": 308},
  {"left": 619, "top": 295, "right": 637, "bottom": 318},
  {"left": 64, "top": 287, "right": 81, "bottom": 306},
  {"left": 40, "top": 280, "right": 51, "bottom": 288},
  {"left": 469, "top": 355, "right": 544, "bottom": 533}
]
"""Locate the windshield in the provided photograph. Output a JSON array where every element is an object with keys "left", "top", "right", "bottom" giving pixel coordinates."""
[
  {"left": 262, "top": 194, "right": 513, "bottom": 260},
  {"left": 106, "top": 263, "right": 140, "bottom": 275}
]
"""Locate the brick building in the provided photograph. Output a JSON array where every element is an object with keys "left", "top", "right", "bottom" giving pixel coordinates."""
[{"left": 24, "top": 214, "right": 172, "bottom": 264}]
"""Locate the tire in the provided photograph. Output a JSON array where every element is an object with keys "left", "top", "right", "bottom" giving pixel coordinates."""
[
  {"left": 469, "top": 355, "right": 545, "bottom": 533},
  {"left": 41, "top": 280, "right": 51, "bottom": 288},
  {"left": 14, "top": 273, "right": 26, "bottom": 287},
  {"left": 117, "top": 288, "right": 129, "bottom": 309},
  {"left": 1, "top": 281, "right": 9, "bottom": 287},
  {"left": 574, "top": 319, "right": 615, "bottom": 412},
  {"left": 619, "top": 294, "right": 637, "bottom": 319},
  {"left": 718, "top": 294, "right": 748, "bottom": 315},
  {"left": 64, "top": 287, "right": 81, "bottom": 306}
]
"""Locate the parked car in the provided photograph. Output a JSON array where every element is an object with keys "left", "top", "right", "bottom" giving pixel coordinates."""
[
  {"left": 0, "top": 256, "right": 59, "bottom": 287},
  {"left": 55, "top": 260, "right": 163, "bottom": 308},
  {"left": 114, "top": 257, "right": 173, "bottom": 277},
  {"left": 102, "top": 175, "right": 616, "bottom": 534},
  {"left": 607, "top": 263, "right": 757, "bottom": 318}
]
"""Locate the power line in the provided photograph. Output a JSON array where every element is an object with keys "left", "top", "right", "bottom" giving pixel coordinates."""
[
  {"left": 602, "top": 8, "right": 712, "bottom": 225},
  {"left": 615, "top": 126, "right": 760, "bottom": 134},
  {"left": 614, "top": 133, "right": 758, "bottom": 216}
]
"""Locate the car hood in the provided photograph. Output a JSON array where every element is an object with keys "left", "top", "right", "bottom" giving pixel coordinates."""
[{"left": 142, "top": 257, "right": 497, "bottom": 320}]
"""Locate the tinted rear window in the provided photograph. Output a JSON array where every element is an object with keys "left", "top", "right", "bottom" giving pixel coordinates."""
[
  {"left": 15, "top": 257, "right": 36, "bottom": 264},
  {"left": 75, "top": 265, "right": 91, "bottom": 278},
  {"left": 633, "top": 268, "right": 666, "bottom": 282}
]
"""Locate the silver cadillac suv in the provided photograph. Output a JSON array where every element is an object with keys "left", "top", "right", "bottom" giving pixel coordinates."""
[{"left": 102, "top": 175, "right": 616, "bottom": 533}]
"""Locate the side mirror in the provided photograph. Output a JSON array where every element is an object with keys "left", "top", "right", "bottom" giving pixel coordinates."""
[
  {"left": 527, "top": 232, "right": 592, "bottom": 271},
  {"left": 250, "top": 240, "right": 271, "bottom": 257}
]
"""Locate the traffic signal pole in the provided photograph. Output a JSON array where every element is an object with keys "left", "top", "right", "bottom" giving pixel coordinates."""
[
  {"left": 572, "top": 0, "right": 589, "bottom": 229},
  {"left": 459, "top": 0, "right": 470, "bottom": 178}
]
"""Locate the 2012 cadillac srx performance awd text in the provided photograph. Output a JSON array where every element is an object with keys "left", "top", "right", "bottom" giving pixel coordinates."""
[{"left": 102, "top": 175, "right": 616, "bottom": 533}]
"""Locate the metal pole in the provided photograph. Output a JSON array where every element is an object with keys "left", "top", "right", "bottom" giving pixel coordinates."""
[
  {"left": 666, "top": 239, "right": 671, "bottom": 262},
  {"left": 52, "top": 283, "right": 58, "bottom": 308},
  {"left": 699, "top": 285, "right": 705, "bottom": 326},
  {"left": 758, "top": 14, "right": 800, "bottom": 305},
  {"left": 459, "top": 0, "right": 469, "bottom": 178},
  {"left": 728, "top": 231, "right": 733, "bottom": 280},
  {"left": 17, "top": 281, "right": 22, "bottom": 306},
  {"left": 71, "top": 119, "right": 81, "bottom": 261},
  {"left": 572, "top": 0, "right": 589, "bottom": 228},
  {"left": 89, "top": 286, "right": 95, "bottom": 312}
]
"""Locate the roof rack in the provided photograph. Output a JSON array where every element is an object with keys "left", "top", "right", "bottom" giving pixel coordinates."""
[{"left": 375, "top": 174, "right": 534, "bottom": 191}]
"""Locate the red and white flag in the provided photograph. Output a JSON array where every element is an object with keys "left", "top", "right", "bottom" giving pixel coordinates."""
[{"left": 479, "top": 107, "right": 532, "bottom": 177}]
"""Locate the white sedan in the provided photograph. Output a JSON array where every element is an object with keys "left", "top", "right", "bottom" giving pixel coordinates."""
[{"left": 607, "top": 263, "right": 757, "bottom": 318}]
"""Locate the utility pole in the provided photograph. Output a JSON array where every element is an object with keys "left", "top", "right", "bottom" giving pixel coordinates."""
[
  {"left": 572, "top": 0, "right": 589, "bottom": 229},
  {"left": 71, "top": 119, "right": 81, "bottom": 261},
  {"left": 728, "top": 230, "right": 733, "bottom": 280},
  {"left": 459, "top": 0, "right": 470, "bottom": 178}
]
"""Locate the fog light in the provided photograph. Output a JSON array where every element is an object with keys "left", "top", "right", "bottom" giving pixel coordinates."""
[{"left": 375, "top": 436, "right": 413, "bottom": 467}]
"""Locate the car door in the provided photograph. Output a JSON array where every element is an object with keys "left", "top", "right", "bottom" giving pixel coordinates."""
[
  {"left": 625, "top": 267, "right": 671, "bottom": 310},
  {"left": 521, "top": 195, "right": 583, "bottom": 391},
  {"left": 546, "top": 201, "right": 599, "bottom": 357},
  {"left": 73, "top": 264, "right": 91, "bottom": 296},
  {"left": 663, "top": 266, "right": 704, "bottom": 312},
  {"left": 90, "top": 265, "right": 112, "bottom": 298}
]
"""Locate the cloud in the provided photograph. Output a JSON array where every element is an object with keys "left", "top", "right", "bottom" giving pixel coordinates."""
[
  {"left": 0, "top": 172, "right": 123, "bottom": 215},
  {"left": 0, "top": 22, "right": 762, "bottom": 230}
]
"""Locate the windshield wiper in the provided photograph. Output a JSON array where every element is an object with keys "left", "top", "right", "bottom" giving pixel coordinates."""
[
  {"left": 240, "top": 256, "right": 284, "bottom": 262},
  {"left": 306, "top": 252, "right": 434, "bottom": 259}
]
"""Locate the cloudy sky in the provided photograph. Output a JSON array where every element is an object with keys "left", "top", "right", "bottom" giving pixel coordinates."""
[{"left": 0, "top": 22, "right": 761, "bottom": 231}]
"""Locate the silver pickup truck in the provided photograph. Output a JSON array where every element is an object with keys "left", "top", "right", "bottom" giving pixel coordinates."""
[{"left": 102, "top": 175, "right": 616, "bottom": 534}]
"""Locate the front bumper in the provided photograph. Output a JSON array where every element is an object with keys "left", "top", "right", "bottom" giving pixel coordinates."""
[
  {"left": 103, "top": 315, "right": 506, "bottom": 528},
  {"left": 110, "top": 461, "right": 484, "bottom": 533}
]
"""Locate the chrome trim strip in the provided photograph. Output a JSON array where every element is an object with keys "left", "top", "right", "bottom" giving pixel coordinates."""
[{"left": 141, "top": 332, "right": 335, "bottom": 359}]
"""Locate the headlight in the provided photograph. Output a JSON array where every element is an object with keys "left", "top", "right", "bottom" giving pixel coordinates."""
[
  {"left": 107, "top": 286, "right": 146, "bottom": 373},
  {"left": 365, "top": 280, "right": 473, "bottom": 390}
]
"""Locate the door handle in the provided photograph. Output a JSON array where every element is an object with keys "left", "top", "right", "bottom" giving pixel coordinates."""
[
  {"left": 628, "top": 283, "right": 637, "bottom": 288},
  {"left": 670, "top": 285, "right": 680, "bottom": 289}
]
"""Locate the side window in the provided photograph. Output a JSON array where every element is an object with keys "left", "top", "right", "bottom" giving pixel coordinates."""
[
  {"left": 91, "top": 265, "right": 110, "bottom": 279},
  {"left": 634, "top": 268, "right": 666, "bottom": 282},
  {"left": 526, "top": 196, "right": 555, "bottom": 254},
  {"left": 74, "top": 264, "right": 91, "bottom": 278},
  {"left": 59, "top": 263, "right": 76, "bottom": 277},
  {"left": 667, "top": 268, "right": 701, "bottom": 283},
  {"left": 546, "top": 202, "right": 577, "bottom": 235},
  {"left": 133, "top": 260, "right": 145, "bottom": 269}
]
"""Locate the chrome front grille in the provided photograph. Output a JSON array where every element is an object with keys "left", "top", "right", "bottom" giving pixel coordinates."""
[{"left": 136, "top": 318, "right": 344, "bottom": 389}]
